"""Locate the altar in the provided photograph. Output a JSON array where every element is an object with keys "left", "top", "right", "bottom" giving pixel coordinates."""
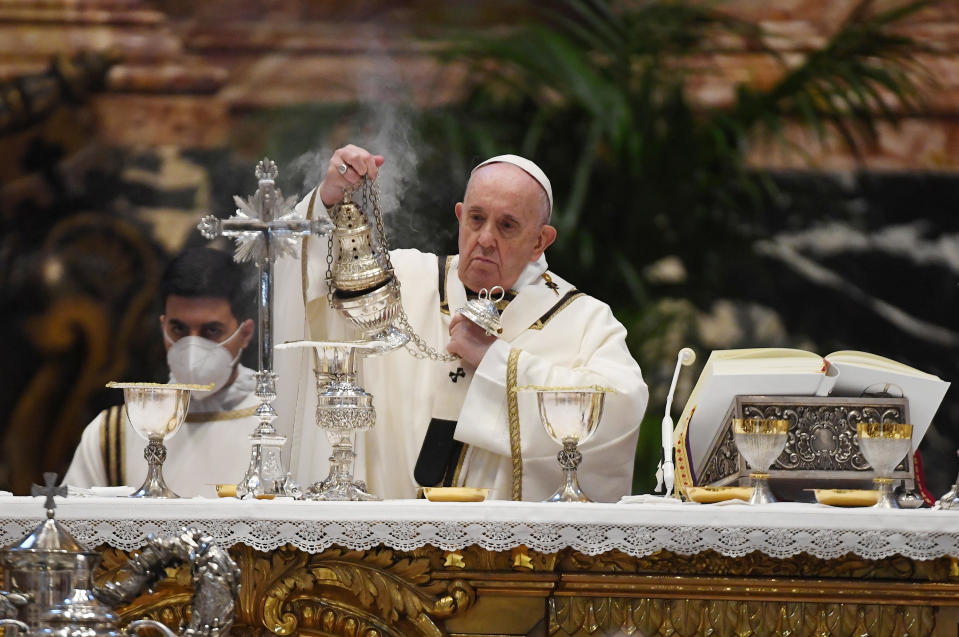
[{"left": 2, "top": 498, "right": 959, "bottom": 637}]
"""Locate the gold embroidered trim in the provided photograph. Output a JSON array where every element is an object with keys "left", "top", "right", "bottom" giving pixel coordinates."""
[
  {"left": 185, "top": 406, "right": 258, "bottom": 423},
  {"left": 439, "top": 255, "right": 453, "bottom": 316},
  {"left": 451, "top": 443, "right": 469, "bottom": 487},
  {"left": 101, "top": 405, "right": 126, "bottom": 487},
  {"left": 99, "top": 411, "right": 107, "bottom": 482},
  {"left": 528, "top": 291, "right": 584, "bottom": 331},
  {"left": 507, "top": 348, "right": 523, "bottom": 501}
]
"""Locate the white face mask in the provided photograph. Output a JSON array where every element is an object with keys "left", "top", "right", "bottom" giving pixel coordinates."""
[{"left": 164, "top": 324, "right": 244, "bottom": 394}]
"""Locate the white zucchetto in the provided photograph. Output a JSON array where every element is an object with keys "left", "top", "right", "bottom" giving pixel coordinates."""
[{"left": 472, "top": 154, "right": 553, "bottom": 219}]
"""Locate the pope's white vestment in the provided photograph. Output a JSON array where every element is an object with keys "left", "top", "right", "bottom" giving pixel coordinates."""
[
  {"left": 273, "top": 189, "right": 648, "bottom": 502},
  {"left": 63, "top": 365, "right": 259, "bottom": 498}
]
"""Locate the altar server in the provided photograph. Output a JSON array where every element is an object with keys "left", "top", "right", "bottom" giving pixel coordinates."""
[
  {"left": 63, "top": 247, "right": 258, "bottom": 497},
  {"left": 275, "top": 145, "right": 648, "bottom": 501}
]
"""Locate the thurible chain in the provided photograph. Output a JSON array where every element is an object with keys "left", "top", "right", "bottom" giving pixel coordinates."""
[{"left": 329, "top": 177, "right": 459, "bottom": 362}]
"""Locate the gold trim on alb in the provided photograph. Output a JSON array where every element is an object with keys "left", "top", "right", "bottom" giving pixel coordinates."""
[{"left": 507, "top": 348, "right": 523, "bottom": 501}]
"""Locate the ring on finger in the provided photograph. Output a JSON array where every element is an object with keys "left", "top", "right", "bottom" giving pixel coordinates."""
[{"left": 337, "top": 163, "right": 348, "bottom": 175}]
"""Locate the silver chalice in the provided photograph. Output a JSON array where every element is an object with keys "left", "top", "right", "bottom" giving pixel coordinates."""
[
  {"left": 107, "top": 382, "right": 209, "bottom": 498},
  {"left": 856, "top": 421, "right": 913, "bottom": 509},
  {"left": 526, "top": 387, "right": 608, "bottom": 503},
  {"left": 732, "top": 418, "right": 789, "bottom": 505}
]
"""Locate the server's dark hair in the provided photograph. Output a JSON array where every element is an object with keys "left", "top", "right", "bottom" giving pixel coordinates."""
[{"left": 159, "top": 247, "right": 253, "bottom": 321}]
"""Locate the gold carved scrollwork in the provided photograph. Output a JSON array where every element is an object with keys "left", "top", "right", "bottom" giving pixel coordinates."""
[
  {"left": 548, "top": 597, "right": 937, "bottom": 637},
  {"left": 94, "top": 544, "right": 475, "bottom": 637}
]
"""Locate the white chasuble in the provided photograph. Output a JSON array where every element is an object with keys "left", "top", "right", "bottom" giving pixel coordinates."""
[{"left": 274, "top": 188, "right": 648, "bottom": 502}]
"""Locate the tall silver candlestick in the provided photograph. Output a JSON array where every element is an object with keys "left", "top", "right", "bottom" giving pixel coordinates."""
[{"left": 198, "top": 158, "right": 331, "bottom": 498}]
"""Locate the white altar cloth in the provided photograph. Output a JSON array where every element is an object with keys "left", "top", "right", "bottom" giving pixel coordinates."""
[{"left": 1, "top": 497, "right": 957, "bottom": 561}]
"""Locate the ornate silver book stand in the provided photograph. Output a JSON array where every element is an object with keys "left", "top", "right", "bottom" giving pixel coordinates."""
[{"left": 697, "top": 395, "right": 913, "bottom": 502}]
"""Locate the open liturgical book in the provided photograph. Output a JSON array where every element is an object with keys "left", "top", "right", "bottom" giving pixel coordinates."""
[{"left": 673, "top": 348, "right": 950, "bottom": 491}]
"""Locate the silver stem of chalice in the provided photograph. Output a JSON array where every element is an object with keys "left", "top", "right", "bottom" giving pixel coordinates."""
[
  {"left": 547, "top": 439, "right": 587, "bottom": 502},
  {"left": 132, "top": 436, "right": 178, "bottom": 498},
  {"left": 732, "top": 418, "right": 789, "bottom": 505},
  {"left": 856, "top": 421, "right": 913, "bottom": 509}
]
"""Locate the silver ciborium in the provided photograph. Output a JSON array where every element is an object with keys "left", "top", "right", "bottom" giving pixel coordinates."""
[
  {"left": 523, "top": 387, "right": 608, "bottom": 502},
  {"left": 276, "top": 341, "right": 380, "bottom": 500},
  {"left": 732, "top": 418, "right": 789, "bottom": 505},
  {"left": 106, "top": 382, "right": 210, "bottom": 498},
  {"left": 856, "top": 421, "right": 913, "bottom": 509}
]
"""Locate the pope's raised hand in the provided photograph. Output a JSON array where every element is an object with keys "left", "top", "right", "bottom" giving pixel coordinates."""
[
  {"left": 447, "top": 313, "right": 497, "bottom": 369},
  {"left": 319, "top": 144, "right": 385, "bottom": 208}
]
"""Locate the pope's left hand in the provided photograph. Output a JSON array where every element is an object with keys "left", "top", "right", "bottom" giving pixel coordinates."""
[{"left": 447, "top": 313, "right": 496, "bottom": 368}]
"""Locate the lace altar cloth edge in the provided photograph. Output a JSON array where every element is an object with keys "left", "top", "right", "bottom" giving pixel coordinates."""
[{"left": 1, "top": 498, "right": 957, "bottom": 560}]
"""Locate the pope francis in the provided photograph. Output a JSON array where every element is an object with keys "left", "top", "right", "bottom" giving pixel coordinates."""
[{"left": 273, "top": 144, "right": 648, "bottom": 501}]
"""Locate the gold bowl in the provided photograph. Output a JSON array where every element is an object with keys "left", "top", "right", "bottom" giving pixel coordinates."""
[
  {"left": 423, "top": 487, "right": 489, "bottom": 502},
  {"left": 685, "top": 486, "right": 753, "bottom": 504},
  {"left": 814, "top": 489, "right": 880, "bottom": 507}
]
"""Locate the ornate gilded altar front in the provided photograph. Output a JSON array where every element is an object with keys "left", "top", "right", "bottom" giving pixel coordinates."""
[{"left": 3, "top": 498, "right": 958, "bottom": 637}]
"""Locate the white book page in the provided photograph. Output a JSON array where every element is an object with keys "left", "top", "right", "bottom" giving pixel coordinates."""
[
  {"left": 826, "top": 354, "right": 950, "bottom": 445},
  {"left": 680, "top": 350, "right": 826, "bottom": 479}
]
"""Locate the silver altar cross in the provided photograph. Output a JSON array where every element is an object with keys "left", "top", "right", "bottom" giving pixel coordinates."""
[
  {"left": 31, "top": 472, "right": 66, "bottom": 518},
  {"left": 199, "top": 158, "right": 331, "bottom": 498}
]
